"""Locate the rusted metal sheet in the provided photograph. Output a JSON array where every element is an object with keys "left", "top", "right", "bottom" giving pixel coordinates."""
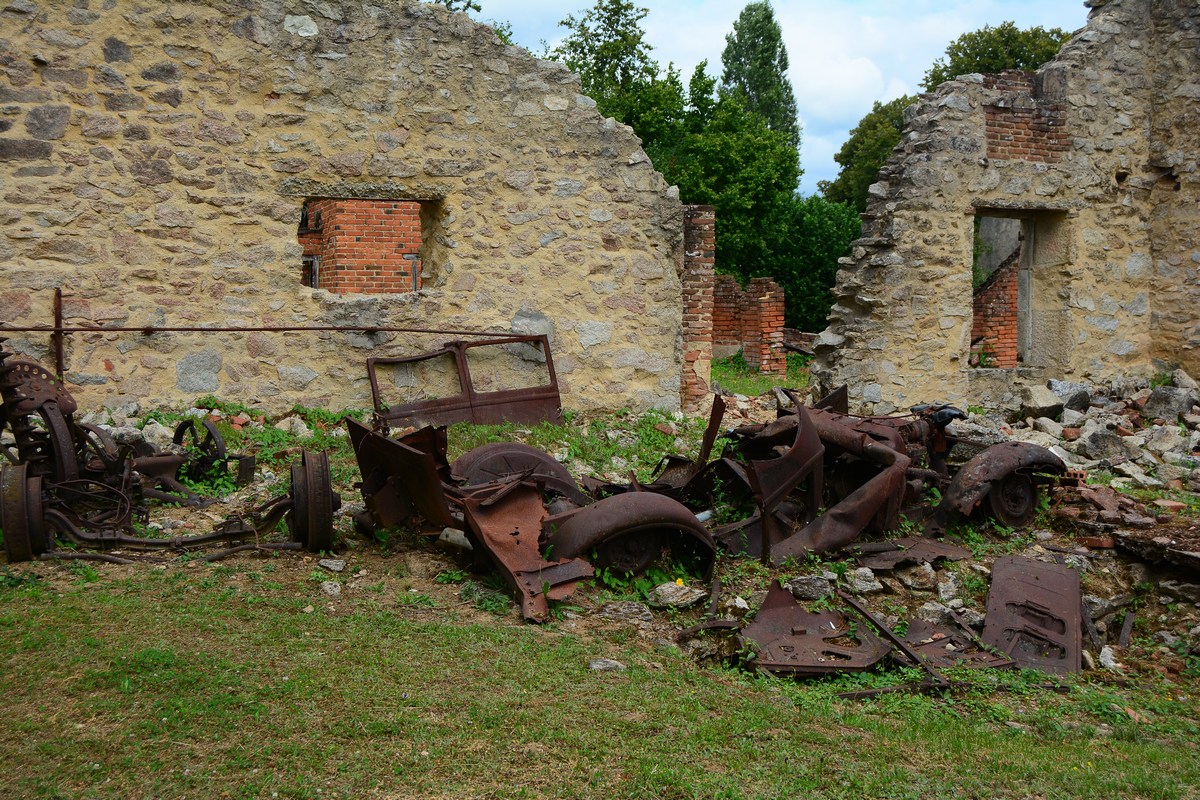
[
  {"left": 367, "top": 335, "right": 562, "bottom": 429},
  {"left": 451, "top": 441, "right": 590, "bottom": 506},
  {"left": 901, "top": 619, "right": 1015, "bottom": 670},
  {"left": 854, "top": 536, "right": 971, "bottom": 570},
  {"left": 543, "top": 491, "right": 716, "bottom": 576},
  {"left": 738, "top": 582, "right": 891, "bottom": 675},
  {"left": 347, "top": 417, "right": 456, "bottom": 530},
  {"left": 981, "top": 556, "right": 1081, "bottom": 675},
  {"left": 460, "top": 482, "right": 593, "bottom": 622}
]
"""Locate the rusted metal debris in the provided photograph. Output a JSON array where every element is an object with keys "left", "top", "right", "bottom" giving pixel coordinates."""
[
  {"left": 367, "top": 335, "right": 562, "bottom": 429},
  {"left": 852, "top": 536, "right": 971, "bottom": 571},
  {"left": 0, "top": 338, "right": 338, "bottom": 562},
  {"left": 738, "top": 582, "right": 891, "bottom": 675},
  {"left": 982, "top": 556, "right": 1082, "bottom": 676},
  {"left": 347, "top": 416, "right": 715, "bottom": 622}
]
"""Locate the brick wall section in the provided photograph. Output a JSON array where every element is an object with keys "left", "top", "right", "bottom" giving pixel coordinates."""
[
  {"left": 712, "top": 274, "right": 743, "bottom": 352},
  {"left": 983, "top": 70, "right": 1069, "bottom": 163},
  {"left": 970, "top": 251, "right": 1020, "bottom": 368},
  {"left": 297, "top": 199, "right": 423, "bottom": 294},
  {"left": 680, "top": 205, "right": 715, "bottom": 411},
  {"left": 744, "top": 277, "right": 787, "bottom": 375}
]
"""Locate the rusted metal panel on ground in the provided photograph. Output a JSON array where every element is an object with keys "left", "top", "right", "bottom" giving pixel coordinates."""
[
  {"left": 738, "top": 582, "right": 890, "bottom": 675},
  {"left": 982, "top": 556, "right": 1082, "bottom": 675},
  {"left": 367, "top": 336, "right": 562, "bottom": 429},
  {"left": 348, "top": 417, "right": 456, "bottom": 530},
  {"left": 460, "top": 483, "right": 593, "bottom": 623},
  {"left": 854, "top": 536, "right": 971, "bottom": 570},
  {"left": 901, "top": 619, "right": 1015, "bottom": 670}
]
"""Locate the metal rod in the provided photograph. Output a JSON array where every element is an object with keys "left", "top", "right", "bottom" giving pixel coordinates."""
[
  {"left": 52, "top": 288, "right": 65, "bottom": 381},
  {"left": 0, "top": 324, "right": 519, "bottom": 337}
]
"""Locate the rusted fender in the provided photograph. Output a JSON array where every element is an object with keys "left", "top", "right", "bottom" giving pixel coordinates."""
[
  {"left": 542, "top": 492, "right": 716, "bottom": 577},
  {"left": 937, "top": 441, "right": 1065, "bottom": 519}
]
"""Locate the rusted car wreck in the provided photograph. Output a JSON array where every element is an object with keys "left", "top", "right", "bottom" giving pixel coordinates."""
[{"left": 348, "top": 382, "right": 1066, "bottom": 623}]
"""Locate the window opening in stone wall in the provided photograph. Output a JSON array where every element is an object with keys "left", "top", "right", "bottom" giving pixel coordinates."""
[
  {"left": 296, "top": 198, "right": 426, "bottom": 294},
  {"left": 970, "top": 209, "right": 1071, "bottom": 372}
]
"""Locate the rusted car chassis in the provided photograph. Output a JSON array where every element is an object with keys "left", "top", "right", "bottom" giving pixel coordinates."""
[{"left": 0, "top": 340, "right": 337, "bottom": 563}]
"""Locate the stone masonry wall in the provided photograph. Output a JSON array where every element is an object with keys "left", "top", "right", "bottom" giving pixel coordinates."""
[
  {"left": 0, "top": 0, "right": 689, "bottom": 414},
  {"left": 813, "top": 0, "right": 1192, "bottom": 413}
]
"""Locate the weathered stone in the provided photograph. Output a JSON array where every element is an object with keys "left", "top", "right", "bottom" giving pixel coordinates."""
[
  {"left": 1172, "top": 368, "right": 1199, "bottom": 390},
  {"left": 587, "top": 658, "right": 626, "bottom": 672},
  {"left": 1033, "top": 417, "right": 1064, "bottom": 438},
  {"left": 1019, "top": 385, "right": 1064, "bottom": 420},
  {"left": 320, "top": 580, "right": 342, "bottom": 597},
  {"left": 1143, "top": 386, "right": 1199, "bottom": 421},
  {"left": 845, "top": 567, "right": 884, "bottom": 595},
  {"left": 785, "top": 574, "right": 834, "bottom": 601},
  {"left": 1079, "top": 428, "right": 1136, "bottom": 461},
  {"left": 646, "top": 582, "right": 707, "bottom": 609},
  {"left": 284, "top": 15, "right": 319, "bottom": 36},
  {"left": 176, "top": 349, "right": 222, "bottom": 393},
  {"left": 103, "top": 36, "right": 131, "bottom": 62},
  {"left": 273, "top": 416, "right": 313, "bottom": 438},
  {"left": 24, "top": 105, "right": 70, "bottom": 140},
  {"left": 318, "top": 558, "right": 345, "bottom": 573},
  {"left": 0, "top": 138, "right": 53, "bottom": 161},
  {"left": 915, "top": 601, "right": 952, "bottom": 625},
  {"left": 896, "top": 563, "right": 937, "bottom": 592},
  {"left": 598, "top": 601, "right": 653, "bottom": 623},
  {"left": 140, "top": 420, "right": 175, "bottom": 451},
  {"left": 1159, "top": 580, "right": 1200, "bottom": 604}
]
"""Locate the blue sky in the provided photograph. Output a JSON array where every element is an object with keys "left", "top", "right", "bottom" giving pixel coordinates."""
[{"left": 472, "top": 0, "right": 1091, "bottom": 194}]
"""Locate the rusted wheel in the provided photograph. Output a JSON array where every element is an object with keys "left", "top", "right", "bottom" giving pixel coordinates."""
[
  {"left": 1, "top": 464, "right": 46, "bottom": 563},
  {"left": 986, "top": 472, "right": 1037, "bottom": 528},
  {"left": 174, "top": 418, "right": 227, "bottom": 482},
  {"left": 452, "top": 442, "right": 589, "bottom": 505},
  {"left": 289, "top": 450, "right": 335, "bottom": 553}
]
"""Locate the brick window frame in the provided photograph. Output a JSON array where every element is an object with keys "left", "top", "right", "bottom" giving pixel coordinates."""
[{"left": 297, "top": 198, "right": 426, "bottom": 294}]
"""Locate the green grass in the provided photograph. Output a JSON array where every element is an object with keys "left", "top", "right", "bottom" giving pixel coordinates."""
[
  {"left": 0, "top": 565, "right": 1197, "bottom": 799},
  {"left": 711, "top": 351, "right": 810, "bottom": 397}
]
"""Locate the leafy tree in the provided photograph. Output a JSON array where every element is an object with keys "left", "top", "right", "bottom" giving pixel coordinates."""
[
  {"left": 552, "top": 0, "right": 659, "bottom": 116},
  {"left": 922, "top": 21, "right": 1071, "bottom": 90},
  {"left": 781, "top": 196, "right": 860, "bottom": 330},
  {"left": 818, "top": 95, "right": 914, "bottom": 213},
  {"left": 719, "top": 1, "right": 801, "bottom": 151}
]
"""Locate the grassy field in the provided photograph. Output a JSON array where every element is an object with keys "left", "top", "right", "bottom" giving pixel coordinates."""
[
  {"left": 1, "top": 556, "right": 1198, "bottom": 800},
  {"left": 2, "top": 387, "right": 1199, "bottom": 798}
]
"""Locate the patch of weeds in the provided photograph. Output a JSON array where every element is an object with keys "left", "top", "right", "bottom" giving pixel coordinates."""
[
  {"left": 396, "top": 591, "right": 437, "bottom": 608},
  {"left": 434, "top": 569, "right": 469, "bottom": 584},
  {"left": 460, "top": 579, "right": 512, "bottom": 615},
  {"left": 594, "top": 562, "right": 691, "bottom": 601},
  {"left": 710, "top": 351, "right": 810, "bottom": 397},
  {"left": 0, "top": 570, "right": 43, "bottom": 590},
  {"left": 69, "top": 562, "right": 100, "bottom": 584}
]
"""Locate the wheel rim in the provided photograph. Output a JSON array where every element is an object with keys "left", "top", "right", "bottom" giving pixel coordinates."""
[
  {"left": 1, "top": 464, "right": 35, "bottom": 562},
  {"left": 987, "top": 473, "right": 1036, "bottom": 528},
  {"left": 290, "top": 451, "right": 334, "bottom": 552}
]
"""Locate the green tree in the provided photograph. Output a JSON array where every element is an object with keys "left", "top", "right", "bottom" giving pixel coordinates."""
[
  {"left": 780, "top": 196, "right": 860, "bottom": 330},
  {"left": 818, "top": 95, "right": 914, "bottom": 213},
  {"left": 922, "top": 21, "right": 1071, "bottom": 90},
  {"left": 552, "top": 0, "right": 658, "bottom": 116},
  {"left": 719, "top": 1, "right": 801, "bottom": 151}
]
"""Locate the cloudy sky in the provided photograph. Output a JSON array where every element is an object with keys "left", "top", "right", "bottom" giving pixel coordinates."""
[{"left": 474, "top": 0, "right": 1091, "bottom": 194}]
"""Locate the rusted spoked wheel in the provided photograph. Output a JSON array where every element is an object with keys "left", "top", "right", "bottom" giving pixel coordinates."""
[
  {"left": 452, "top": 442, "right": 589, "bottom": 505},
  {"left": 289, "top": 451, "right": 335, "bottom": 553},
  {"left": 986, "top": 472, "right": 1037, "bottom": 528},
  {"left": 593, "top": 529, "right": 666, "bottom": 575},
  {"left": 174, "top": 419, "right": 227, "bottom": 481},
  {"left": 1, "top": 464, "right": 46, "bottom": 563}
]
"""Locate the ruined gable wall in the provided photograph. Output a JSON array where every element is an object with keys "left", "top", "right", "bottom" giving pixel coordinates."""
[
  {"left": 811, "top": 0, "right": 1186, "bottom": 412},
  {"left": 0, "top": 0, "right": 686, "bottom": 413}
]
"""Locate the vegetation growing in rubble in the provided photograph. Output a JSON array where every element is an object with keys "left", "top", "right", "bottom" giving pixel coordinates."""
[{"left": 710, "top": 351, "right": 810, "bottom": 397}]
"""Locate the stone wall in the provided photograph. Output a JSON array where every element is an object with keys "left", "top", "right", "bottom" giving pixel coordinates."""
[
  {"left": 0, "top": 0, "right": 690, "bottom": 414},
  {"left": 813, "top": 0, "right": 1198, "bottom": 413}
]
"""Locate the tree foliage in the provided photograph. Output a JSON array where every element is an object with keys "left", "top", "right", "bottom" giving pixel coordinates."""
[
  {"left": 922, "top": 21, "right": 1071, "bottom": 91},
  {"left": 818, "top": 95, "right": 914, "bottom": 213},
  {"left": 719, "top": 1, "right": 801, "bottom": 151},
  {"left": 553, "top": 0, "right": 855, "bottom": 333}
]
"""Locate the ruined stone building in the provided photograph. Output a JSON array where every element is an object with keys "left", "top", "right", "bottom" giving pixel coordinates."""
[
  {"left": 0, "top": 0, "right": 716, "bottom": 413},
  {"left": 812, "top": 0, "right": 1200, "bottom": 413}
]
